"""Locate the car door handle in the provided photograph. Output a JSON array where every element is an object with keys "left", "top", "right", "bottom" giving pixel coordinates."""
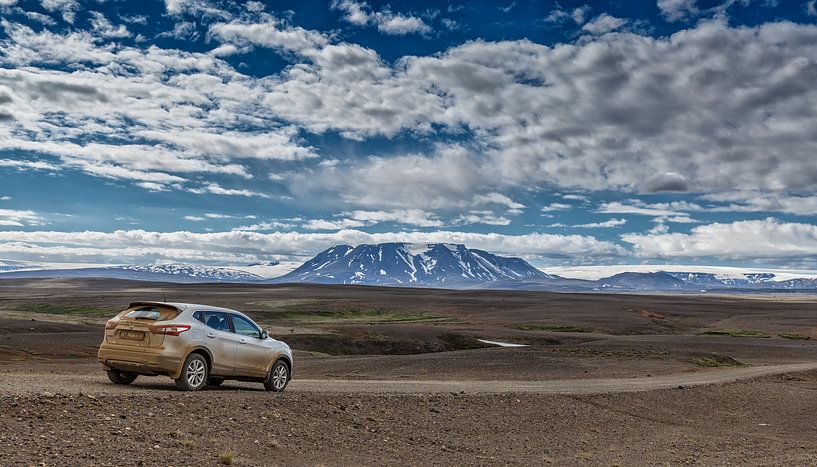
[
  {"left": 206, "top": 332, "right": 216, "bottom": 338},
  {"left": 239, "top": 338, "right": 247, "bottom": 344}
]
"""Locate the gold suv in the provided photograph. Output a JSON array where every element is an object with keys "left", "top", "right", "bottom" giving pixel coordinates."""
[{"left": 98, "top": 302, "right": 293, "bottom": 391}]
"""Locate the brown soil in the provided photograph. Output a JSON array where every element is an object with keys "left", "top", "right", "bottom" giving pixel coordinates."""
[{"left": 2, "top": 367, "right": 817, "bottom": 465}]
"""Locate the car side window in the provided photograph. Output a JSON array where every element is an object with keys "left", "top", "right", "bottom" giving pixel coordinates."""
[
  {"left": 231, "top": 314, "right": 261, "bottom": 339},
  {"left": 201, "top": 311, "right": 231, "bottom": 332}
]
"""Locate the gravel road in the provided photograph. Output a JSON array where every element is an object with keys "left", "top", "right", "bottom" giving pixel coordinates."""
[{"left": 3, "top": 362, "right": 817, "bottom": 395}]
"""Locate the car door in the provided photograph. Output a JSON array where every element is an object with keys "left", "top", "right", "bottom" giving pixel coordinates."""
[
  {"left": 199, "top": 310, "right": 241, "bottom": 376},
  {"left": 229, "top": 314, "right": 271, "bottom": 377}
]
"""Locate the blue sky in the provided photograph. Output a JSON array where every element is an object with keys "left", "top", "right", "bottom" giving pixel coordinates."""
[{"left": 2, "top": 0, "right": 817, "bottom": 268}]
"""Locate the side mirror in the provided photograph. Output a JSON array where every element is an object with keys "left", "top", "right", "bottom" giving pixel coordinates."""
[{"left": 261, "top": 329, "right": 269, "bottom": 340}]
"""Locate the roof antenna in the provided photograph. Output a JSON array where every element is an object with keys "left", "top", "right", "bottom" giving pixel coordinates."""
[{"left": 162, "top": 287, "right": 167, "bottom": 302}]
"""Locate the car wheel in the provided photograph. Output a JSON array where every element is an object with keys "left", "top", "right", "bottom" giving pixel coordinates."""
[
  {"left": 175, "top": 353, "right": 208, "bottom": 391},
  {"left": 207, "top": 377, "right": 225, "bottom": 387},
  {"left": 107, "top": 369, "right": 138, "bottom": 385},
  {"left": 264, "top": 359, "right": 289, "bottom": 392}
]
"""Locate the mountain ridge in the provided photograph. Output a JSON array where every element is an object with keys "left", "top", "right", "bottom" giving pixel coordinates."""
[{"left": 3, "top": 244, "right": 817, "bottom": 292}]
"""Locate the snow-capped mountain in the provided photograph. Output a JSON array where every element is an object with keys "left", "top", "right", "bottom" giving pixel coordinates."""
[
  {"left": 0, "top": 259, "right": 33, "bottom": 272},
  {"left": 274, "top": 243, "right": 551, "bottom": 286},
  {"left": 598, "top": 272, "right": 688, "bottom": 290},
  {"left": 593, "top": 271, "right": 817, "bottom": 291},
  {"left": 0, "top": 264, "right": 264, "bottom": 283}
]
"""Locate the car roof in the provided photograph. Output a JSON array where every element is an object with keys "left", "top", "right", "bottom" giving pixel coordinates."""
[{"left": 128, "top": 301, "right": 248, "bottom": 318}]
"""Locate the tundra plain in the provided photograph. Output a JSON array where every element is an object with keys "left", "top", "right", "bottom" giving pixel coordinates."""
[{"left": 2, "top": 278, "right": 817, "bottom": 465}]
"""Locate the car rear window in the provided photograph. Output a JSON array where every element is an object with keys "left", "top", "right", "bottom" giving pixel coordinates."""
[{"left": 123, "top": 305, "right": 177, "bottom": 321}]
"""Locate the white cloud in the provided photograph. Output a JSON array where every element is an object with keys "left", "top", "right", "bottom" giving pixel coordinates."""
[
  {"left": 808, "top": 0, "right": 817, "bottom": 16},
  {"left": 301, "top": 218, "right": 366, "bottom": 230},
  {"left": 184, "top": 215, "right": 205, "bottom": 221},
  {"left": 574, "top": 218, "right": 627, "bottom": 228},
  {"left": 190, "top": 183, "right": 271, "bottom": 198},
  {"left": 472, "top": 193, "right": 525, "bottom": 210},
  {"left": 561, "top": 194, "right": 591, "bottom": 203},
  {"left": 301, "top": 209, "right": 444, "bottom": 230},
  {"left": 658, "top": 215, "right": 699, "bottom": 224},
  {"left": 581, "top": 14, "right": 627, "bottom": 35},
  {"left": 702, "top": 192, "right": 817, "bottom": 216},
  {"left": 233, "top": 220, "right": 296, "bottom": 231},
  {"left": 454, "top": 211, "right": 512, "bottom": 226},
  {"left": 292, "top": 146, "right": 494, "bottom": 210},
  {"left": 572, "top": 6, "right": 591, "bottom": 24},
  {"left": 0, "top": 208, "right": 42, "bottom": 226},
  {"left": 623, "top": 218, "right": 817, "bottom": 262},
  {"left": 597, "top": 201, "right": 703, "bottom": 217},
  {"left": 545, "top": 5, "right": 591, "bottom": 24},
  {"left": 164, "top": 0, "right": 231, "bottom": 19},
  {"left": 159, "top": 21, "right": 200, "bottom": 41},
  {"left": 344, "top": 209, "right": 444, "bottom": 227},
  {"left": 89, "top": 12, "right": 131, "bottom": 39},
  {"left": 4, "top": 9, "right": 817, "bottom": 224},
  {"left": 120, "top": 14, "right": 148, "bottom": 25},
  {"left": 207, "top": 18, "right": 328, "bottom": 54},
  {"left": 0, "top": 229, "right": 626, "bottom": 265},
  {"left": 135, "top": 182, "right": 168, "bottom": 192},
  {"left": 221, "top": 20, "right": 817, "bottom": 201},
  {"left": 658, "top": 0, "right": 699, "bottom": 21},
  {"left": 0, "top": 25, "right": 314, "bottom": 192},
  {"left": 332, "top": 0, "right": 431, "bottom": 35},
  {"left": 40, "top": 0, "right": 78, "bottom": 23},
  {"left": 541, "top": 203, "right": 572, "bottom": 212},
  {"left": 0, "top": 196, "right": 10, "bottom": 201},
  {"left": 0, "top": 158, "right": 61, "bottom": 172}
]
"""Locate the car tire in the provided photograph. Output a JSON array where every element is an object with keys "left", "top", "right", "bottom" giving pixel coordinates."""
[
  {"left": 175, "top": 353, "right": 208, "bottom": 391},
  {"left": 264, "top": 359, "right": 289, "bottom": 392},
  {"left": 207, "top": 377, "right": 225, "bottom": 387},
  {"left": 107, "top": 369, "right": 138, "bottom": 385}
]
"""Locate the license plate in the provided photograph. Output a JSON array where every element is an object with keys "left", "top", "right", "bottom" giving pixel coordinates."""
[{"left": 121, "top": 330, "right": 144, "bottom": 340}]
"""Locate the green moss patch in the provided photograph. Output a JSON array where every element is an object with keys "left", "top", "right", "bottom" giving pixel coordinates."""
[
  {"left": 692, "top": 353, "right": 744, "bottom": 367},
  {"left": 701, "top": 329, "right": 770, "bottom": 338},
  {"left": 7, "top": 303, "right": 117, "bottom": 317},
  {"left": 269, "top": 307, "right": 448, "bottom": 324},
  {"left": 779, "top": 332, "right": 811, "bottom": 341}
]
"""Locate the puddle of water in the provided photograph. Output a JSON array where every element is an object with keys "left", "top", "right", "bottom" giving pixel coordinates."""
[{"left": 477, "top": 339, "right": 529, "bottom": 348}]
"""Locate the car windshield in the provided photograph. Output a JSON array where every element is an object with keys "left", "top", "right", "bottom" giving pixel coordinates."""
[{"left": 124, "top": 305, "right": 177, "bottom": 321}]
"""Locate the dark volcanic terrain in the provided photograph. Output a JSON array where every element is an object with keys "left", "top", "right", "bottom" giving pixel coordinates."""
[{"left": 1, "top": 278, "right": 817, "bottom": 465}]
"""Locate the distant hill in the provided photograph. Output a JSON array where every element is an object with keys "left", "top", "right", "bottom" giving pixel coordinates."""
[{"left": 598, "top": 272, "right": 688, "bottom": 291}]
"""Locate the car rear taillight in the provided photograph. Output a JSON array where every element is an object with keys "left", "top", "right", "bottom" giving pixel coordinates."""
[
  {"left": 149, "top": 324, "right": 191, "bottom": 336},
  {"left": 105, "top": 318, "right": 120, "bottom": 330}
]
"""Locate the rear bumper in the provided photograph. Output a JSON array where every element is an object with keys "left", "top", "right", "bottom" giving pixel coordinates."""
[{"left": 98, "top": 344, "right": 183, "bottom": 378}]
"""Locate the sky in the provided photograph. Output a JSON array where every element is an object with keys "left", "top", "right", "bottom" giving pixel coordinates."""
[{"left": 1, "top": 0, "right": 817, "bottom": 269}]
